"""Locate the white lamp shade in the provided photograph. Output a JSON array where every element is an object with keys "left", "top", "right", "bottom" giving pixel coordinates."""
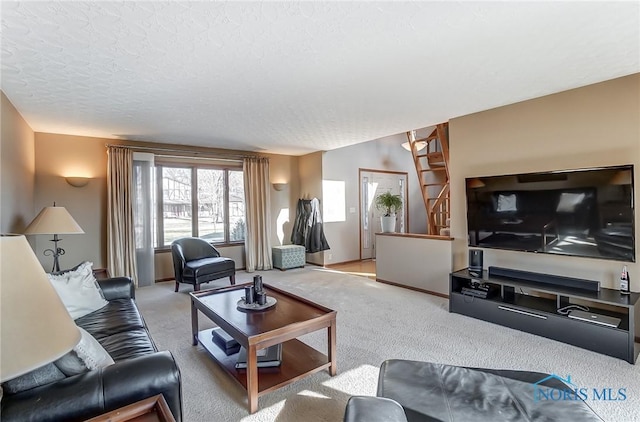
[
  {"left": 0, "top": 234, "right": 81, "bottom": 382},
  {"left": 24, "top": 206, "right": 84, "bottom": 235},
  {"left": 401, "top": 141, "right": 427, "bottom": 152}
]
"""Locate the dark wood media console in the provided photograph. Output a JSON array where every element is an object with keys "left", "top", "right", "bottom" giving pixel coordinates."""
[{"left": 450, "top": 268, "right": 640, "bottom": 364}]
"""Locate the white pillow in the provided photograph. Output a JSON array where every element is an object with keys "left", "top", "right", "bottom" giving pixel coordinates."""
[
  {"left": 47, "top": 261, "right": 108, "bottom": 319},
  {"left": 55, "top": 327, "right": 114, "bottom": 376}
]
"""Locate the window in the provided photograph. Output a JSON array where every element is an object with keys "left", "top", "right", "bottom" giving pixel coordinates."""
[{"left": 156, "top": 164, "right": 245, "bottom": 247}]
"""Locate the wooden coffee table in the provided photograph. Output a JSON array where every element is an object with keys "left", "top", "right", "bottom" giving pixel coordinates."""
[{"left": 190, "top": 283, "right": 337, "bottom": 413}]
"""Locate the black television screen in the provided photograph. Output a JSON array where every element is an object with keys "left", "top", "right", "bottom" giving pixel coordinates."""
[{"left": 466, "top": 165, "right": 635, "bottom": 262}]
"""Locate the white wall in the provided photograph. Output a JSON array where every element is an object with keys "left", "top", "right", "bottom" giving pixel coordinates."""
[{"left": 321, "top": 133, "right": 428, "bottom": 264}]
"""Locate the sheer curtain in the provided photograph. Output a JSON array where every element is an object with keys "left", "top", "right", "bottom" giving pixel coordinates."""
[
  {"left": 107, "top": 146, "right": 138, "bottom": 285},
  {"left": 243, "top": 157, "right": 272, "bottom": 272},
  {"left": 132, "top": 152, "right": 155, "bottom": 287}
]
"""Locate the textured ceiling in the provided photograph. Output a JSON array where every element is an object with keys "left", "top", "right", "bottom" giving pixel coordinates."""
[{"left": 1, "top": 2, "right": 639, "bottom": 155}]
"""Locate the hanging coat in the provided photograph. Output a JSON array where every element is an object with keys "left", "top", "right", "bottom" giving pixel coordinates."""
[{"left": 291, "top": 198, "right": 330, "bottom": 253}]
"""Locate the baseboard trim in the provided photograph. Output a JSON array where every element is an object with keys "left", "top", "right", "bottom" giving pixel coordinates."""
[
  {"left": 376, "top": 278, "right": 449, "bottom": 299},
  {"left": 325, "top": 258, "right": 372, "bottom": 268}
]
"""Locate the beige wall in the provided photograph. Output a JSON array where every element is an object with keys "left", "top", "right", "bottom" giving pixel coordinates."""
[
  {"left": 298, "top": 151, "right": 325, "bottom": 265},
  {"left": 267, "top": 153, "right": 299, "bottom": 248},
  {"left": 449, "top": 73, "right": 640, "bottom": 290},
  {"left": 34, "top": 133, "right": 115, "bottom": 269},
  {"left": 32, "top": 133, "right": 300, "bottom": 278},
  {"left": 1, "top": 92, "right": 35, "bottom": 234}
]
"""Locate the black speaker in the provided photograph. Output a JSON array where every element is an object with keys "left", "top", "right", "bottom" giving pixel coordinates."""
[
  {"left": 488, "top": 266, "right": 600, "bottom": 292},
  {"left": 469, "top": 249, "right": 483, "bottom": 277}
]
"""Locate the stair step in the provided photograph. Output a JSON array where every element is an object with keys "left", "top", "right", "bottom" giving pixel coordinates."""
[
  {"left": 422, "top": 183, "right": 446, "bottom": 187},
  {"left": 427, "top": 152, "right": 445, "bottom": 164},
  {"left": 420, "top": 167, "right": 446, "bottom": 172},
  {"left": 414, "top": 135, "right": 438, "bottom": 143}
]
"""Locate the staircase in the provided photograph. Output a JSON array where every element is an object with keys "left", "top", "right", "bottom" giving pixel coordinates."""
[{"left": 405, "top": 122, "right": 451, "bottom": 236}]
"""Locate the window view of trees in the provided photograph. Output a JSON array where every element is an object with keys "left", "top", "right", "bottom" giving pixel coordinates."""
[
  {"left": 228, "top": 171, "right": 245, "bottom": 242},
  {"left": 158, "top": 165, "right": 245, "bottom": 247},
  {"left": 162, "top": 167, "right": 192, "bottom": 245}
]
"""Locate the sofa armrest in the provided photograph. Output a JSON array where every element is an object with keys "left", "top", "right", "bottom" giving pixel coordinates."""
[
  {"left": 0, "top": 352, "right": 182, "bottom": 422},
  {"left": 103, "top": 351, "right": 182, "bottom": 421},
  {"left": 98, "top": 277, "right": 135, "bottom": 300}
]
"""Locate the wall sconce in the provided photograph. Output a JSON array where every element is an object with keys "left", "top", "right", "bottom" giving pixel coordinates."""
[
  {"left": 65, "top": 177, "right": 90, "bottom": 188},
  {"left": 272, "top": 183, "right": 288, "bottom": 191}
]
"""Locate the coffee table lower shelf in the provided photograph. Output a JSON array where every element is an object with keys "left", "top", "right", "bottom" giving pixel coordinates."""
[{"left": 197, "top": 328, "right": 330, "bottom": 395}]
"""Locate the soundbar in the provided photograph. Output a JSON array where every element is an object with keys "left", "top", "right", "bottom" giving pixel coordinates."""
[{"left": 488, "top": 266, "right": 600, "bottom": 292}]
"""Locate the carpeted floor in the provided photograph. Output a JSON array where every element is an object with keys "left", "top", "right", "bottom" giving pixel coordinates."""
[{"left": 136, "top": 267, "right": 640, "bottom": 422}]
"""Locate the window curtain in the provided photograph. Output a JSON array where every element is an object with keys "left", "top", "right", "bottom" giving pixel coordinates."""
[
  {"left": 107, "top": 146, "right": 138, "bottom": 285},
  {"left": 132, "top": 152, "right": 155, "bottom": 287},
  {"left": 243, "top": 157, "right": 272, "bottom": 272}
]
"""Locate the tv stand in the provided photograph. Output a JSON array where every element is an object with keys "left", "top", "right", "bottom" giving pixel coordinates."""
[{"left": 449, "top": 268, "right": 640, "bottom": 363}]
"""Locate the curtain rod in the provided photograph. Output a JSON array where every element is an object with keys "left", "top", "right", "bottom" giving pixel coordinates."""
[{"left": 105, "top": 143, "right": 259, "bottom": 161}]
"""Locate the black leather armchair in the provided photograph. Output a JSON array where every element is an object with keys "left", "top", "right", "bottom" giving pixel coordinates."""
[{"left": 171, "top": 237, "right": 236, "bottom": 292}]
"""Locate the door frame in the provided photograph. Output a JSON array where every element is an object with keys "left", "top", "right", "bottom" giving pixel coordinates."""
[{"left": 358, "top": 168, "right": 410, "bottom": 260}]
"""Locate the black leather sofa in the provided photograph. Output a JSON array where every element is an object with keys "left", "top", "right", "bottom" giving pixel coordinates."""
[{"left": 1, "top": 277, "right": 183, "bottom": 422}]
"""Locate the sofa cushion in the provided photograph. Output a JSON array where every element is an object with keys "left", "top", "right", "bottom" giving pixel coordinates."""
[
  {"left": 2, "top": 363, "right": 66, "bottom": 394},
  {"left": 98, "top": 329, "right": 157, "bottom": 361},
  {"left": 75, "top": 299, "right": 145, "bottom": 340},
  {"left": 184, "top": 257, "right": 234, "bottom": 278},
  {"left": 48, "top": 261, "right": 108, "bottom": 319}
]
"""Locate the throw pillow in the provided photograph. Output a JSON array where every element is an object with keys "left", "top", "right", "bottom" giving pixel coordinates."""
[
  {"left": 47, "top": 261, "right": 108, "bottom": 319},
  {"left": 54, "top": 327, "right": 114, "bottom": 376},
  {"left": 2, "top": 363, "right": 66, "bottom": 394}
]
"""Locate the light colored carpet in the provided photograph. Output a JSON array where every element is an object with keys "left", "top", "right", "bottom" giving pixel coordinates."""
[{"left": 136, "top": 268, "right": 640, "bottom": 422}]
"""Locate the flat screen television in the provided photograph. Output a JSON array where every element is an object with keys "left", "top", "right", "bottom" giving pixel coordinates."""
[{"left": 466, "top": 165, "right": 635, "bottom": 262}]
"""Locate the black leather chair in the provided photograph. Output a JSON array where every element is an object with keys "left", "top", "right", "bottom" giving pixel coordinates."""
[{"left": 171, "top": 237, "right": 236, "bottom": 292}]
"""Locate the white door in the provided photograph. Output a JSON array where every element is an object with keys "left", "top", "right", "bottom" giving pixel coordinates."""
[{"left": 360, "top": 170, "right": 408, "bottom": 259}]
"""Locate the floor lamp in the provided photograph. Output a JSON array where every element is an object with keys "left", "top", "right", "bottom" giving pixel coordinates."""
[
  {"left": 24, "top": 203, "right": 84, "bottom": 272},
  {"left": 0, "top": 234, "right": 81, "bottom": 382}
]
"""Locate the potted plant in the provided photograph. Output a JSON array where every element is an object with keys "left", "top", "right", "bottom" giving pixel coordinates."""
[{"left": 375, "top": 191, "right": 403, "bottom": 233}]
